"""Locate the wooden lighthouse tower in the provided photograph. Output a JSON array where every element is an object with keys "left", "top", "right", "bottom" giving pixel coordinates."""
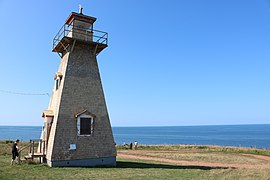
[{"left": 40, "top": 8, "right": 116, "bottom": 167}]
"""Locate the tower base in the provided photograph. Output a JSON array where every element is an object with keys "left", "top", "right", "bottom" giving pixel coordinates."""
[{"left": 47, "top": 156, "right": 116, "bottom": 167}]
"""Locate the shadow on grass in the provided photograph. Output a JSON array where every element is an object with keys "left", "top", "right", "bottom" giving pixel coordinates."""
[{"left": 115, "top": 161, "right": 231, "bottom": 170}]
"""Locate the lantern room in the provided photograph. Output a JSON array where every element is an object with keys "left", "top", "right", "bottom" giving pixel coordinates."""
[{"left": 52, "top": 11, "right": 108, "bottom": 57}]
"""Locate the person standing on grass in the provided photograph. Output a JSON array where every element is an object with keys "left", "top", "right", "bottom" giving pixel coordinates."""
[
  {"left": 11, "top": 139, "right": 19, "bottom": 165},
  {"left": 134, "top": 141, "right": 138, "bottom": 150}
]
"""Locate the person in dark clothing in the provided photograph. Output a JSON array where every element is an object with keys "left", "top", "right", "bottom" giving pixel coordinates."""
[
  {"left": 129, "top": 142, "right": 133, "bottom": 150},
  {"left": 11, "top": 139, "right": 20, "bottom": 165}
]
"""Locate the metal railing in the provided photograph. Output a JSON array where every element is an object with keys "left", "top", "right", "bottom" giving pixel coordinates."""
[{"left": 53, "top": 24, "right": 108, "bottom": 50}]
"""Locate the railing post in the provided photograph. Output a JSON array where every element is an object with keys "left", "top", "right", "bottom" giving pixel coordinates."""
[
  {"left": 39, "top": 139, "right": 42, "bottom": 153},
  {"left": 43, "top": 140, "right": 46, "bottom": 155},
  {"left": 39, "top": 139, "right": 42, "bottom": 163},
  {"left": 29, "top": 140, "right": 32, "bottom": 154},
  {"left": 31, "top": 140, "right": 34, "bottom": 160},
  {"left": 64, "top": 24, "right": 66, "bottom": 36},
  {"left": 106, "top": 33, "right": 108, "bottom": 45}
]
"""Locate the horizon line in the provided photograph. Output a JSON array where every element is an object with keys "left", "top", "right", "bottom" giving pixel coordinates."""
[{"left": 0, "top": 123, "right": 270, "bottom": 128}]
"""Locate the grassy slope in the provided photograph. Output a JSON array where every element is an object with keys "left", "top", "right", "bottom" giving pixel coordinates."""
[{"left": 0, "top": 141, "right": 270, "bottom": 180}]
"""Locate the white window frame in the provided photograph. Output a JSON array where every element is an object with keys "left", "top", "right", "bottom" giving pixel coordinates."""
[{"left": 77, "top": 114, "right": 94, "bottom": 136}]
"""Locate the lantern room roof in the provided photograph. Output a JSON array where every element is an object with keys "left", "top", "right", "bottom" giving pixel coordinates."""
[{"left": 65, "top": 12, "right": 97, "bottom": 25}]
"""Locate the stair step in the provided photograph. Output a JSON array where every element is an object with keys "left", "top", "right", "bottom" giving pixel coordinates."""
[
  {"left": 24, "top": 156, "right": 32, "bottom": 160},
  {"left": 25, "top": 153, "right": 45, "bottom": 160},
  {"left": 28, "top": 153, "right": 46, "bottom": 158}
]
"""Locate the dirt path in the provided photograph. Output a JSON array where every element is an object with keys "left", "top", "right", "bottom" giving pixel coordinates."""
[
  {"left": 242, "top": 154, "right": 270, "bottom": 162},
  {"left": 117, "top": 152, "right": 270, "bottom": 169}
]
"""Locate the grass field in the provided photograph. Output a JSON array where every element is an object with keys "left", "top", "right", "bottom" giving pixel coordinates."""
[{"left": 1, "top": 141, "right": 270, "bottom": 179}]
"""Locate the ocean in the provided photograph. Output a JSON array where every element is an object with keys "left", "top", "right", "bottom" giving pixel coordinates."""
[{"left": 0, "top": 124, "right": 269, "bottom": 149}]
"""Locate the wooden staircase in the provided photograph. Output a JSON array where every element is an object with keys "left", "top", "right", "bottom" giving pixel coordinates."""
[{"left": 19, "top": 139, "right": 46, "bottom": 163}]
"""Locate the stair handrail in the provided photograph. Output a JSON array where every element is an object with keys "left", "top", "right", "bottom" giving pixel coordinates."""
[{"left": 18, "top": 142, "right": 32, "bottom": 164}]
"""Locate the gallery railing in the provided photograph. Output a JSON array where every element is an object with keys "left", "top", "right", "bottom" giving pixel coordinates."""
[{"left": 53, "top": 24, "right": 108, "bottom": 50}]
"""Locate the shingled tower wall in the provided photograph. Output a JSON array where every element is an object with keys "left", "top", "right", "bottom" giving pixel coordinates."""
[{"left": 41, "top": 11, "right": 116, "bottom": 167}]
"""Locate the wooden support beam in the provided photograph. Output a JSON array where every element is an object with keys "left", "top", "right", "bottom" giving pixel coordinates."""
[
  {"left": 71, "top": 40, "right": 76, "bottom": 52},
  {"left": 93, "top": 44, "right": 98, "bottom": 56}
]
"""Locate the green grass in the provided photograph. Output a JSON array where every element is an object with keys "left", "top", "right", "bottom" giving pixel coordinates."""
[
  {"left": 1, "top": 141, "right": 270, "bottom": 180},
  {"left": 1, "top": 155, "right": 269, "bottom": 180},
  {"left": 0, "top": 155, "right": 204, "bottom": 180}
]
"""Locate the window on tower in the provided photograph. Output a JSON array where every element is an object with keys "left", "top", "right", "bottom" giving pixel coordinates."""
[
  {"left": 55, "top": 79, "right": 59, "bottom": 90},
  {"left": 54, "top": 72, "right": 63, "bottom": 91},
  {"left": 80, "top": 118, "right": 92, "bottom": 135},
  {"left": 77, "top": 114, "right": 94, "bottom": 136}
]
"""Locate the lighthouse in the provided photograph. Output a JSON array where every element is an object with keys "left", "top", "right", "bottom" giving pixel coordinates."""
[{"left": 40, "top": 8, "right": 116, "bottom": 167}]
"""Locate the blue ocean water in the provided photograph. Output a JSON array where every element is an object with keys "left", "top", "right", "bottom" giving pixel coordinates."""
[{"left": 0, "top": 124, "right": 269, "bottom": 148}]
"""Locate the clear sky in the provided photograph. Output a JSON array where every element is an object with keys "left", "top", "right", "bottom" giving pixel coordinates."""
[{"left": 0, "top": 0, "right": 269, "bottom": 127}]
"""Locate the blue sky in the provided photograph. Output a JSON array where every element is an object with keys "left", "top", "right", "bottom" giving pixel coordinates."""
[{"left": 0, "top": 0, "right": 269, "bottom": 126}]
